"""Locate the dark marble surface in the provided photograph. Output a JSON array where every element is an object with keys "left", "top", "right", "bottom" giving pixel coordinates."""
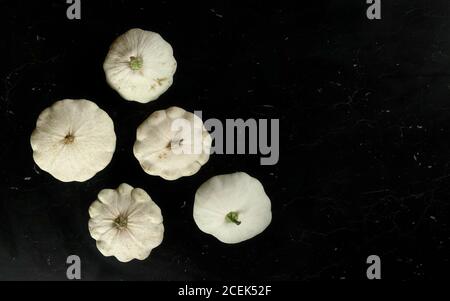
[{"left": 0, "top": 0, "right": 449, "bottom": 280}]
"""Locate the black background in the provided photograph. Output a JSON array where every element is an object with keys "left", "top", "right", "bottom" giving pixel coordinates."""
[{"left": 0, "top": 0, "right": 450, "bottom": 281}]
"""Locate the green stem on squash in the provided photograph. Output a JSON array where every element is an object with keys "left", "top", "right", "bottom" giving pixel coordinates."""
[
  {"left": 114, "top": 215, "right": 128, "bottom": 229},
  {"left": 226, "top": 211, "right": 241, "bottom": 225},
  {"left": 129, "top": 56, "right": 143, "bottom": 70},
  {"left": 63, "top": 133, "right": 75, "bottom": 144}
]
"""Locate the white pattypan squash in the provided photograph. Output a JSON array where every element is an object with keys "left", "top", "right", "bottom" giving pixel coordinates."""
[
  {"left": 88, "top": 183, "right": 164, "bottom": 263},
  {"left": 133, "top": 106, "right": 212, "bottom": 181},
  {"left": 103, "top": 28, "right": 177, "bottom": 103},
  {"left": 30, "top": 99, "right": 116, "bottom": 182},
  {"left": 193, "top": 172, "right": 272, "bottom": 244}
]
